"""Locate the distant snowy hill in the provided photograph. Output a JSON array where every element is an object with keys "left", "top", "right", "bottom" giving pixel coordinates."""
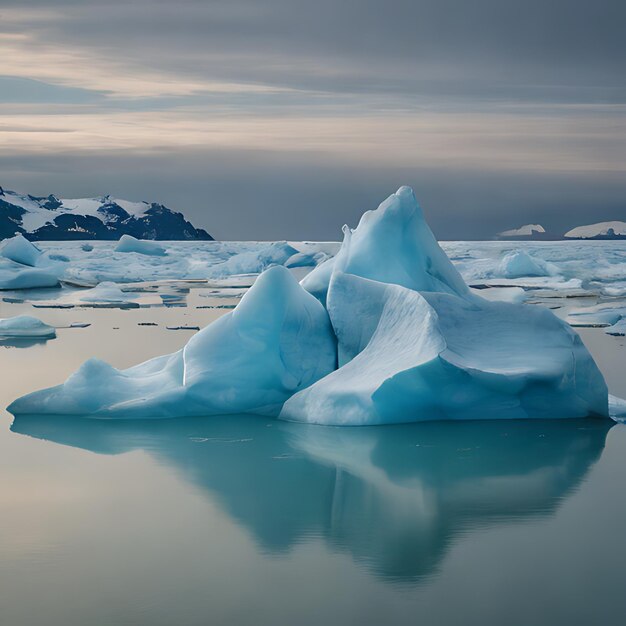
[
  {"left": 564, "top": 221, "right": 626, "bottom": 240},
  {"left": 0, "top": 186, "right": 213, "bottom": 241},
  {"left": 497, "top": 224, "right": 549, "bottom": 240}
]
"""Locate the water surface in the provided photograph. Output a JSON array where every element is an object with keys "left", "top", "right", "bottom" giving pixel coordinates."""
[{"left": 1, "top": 283, "right": 625, "bottom": 626}]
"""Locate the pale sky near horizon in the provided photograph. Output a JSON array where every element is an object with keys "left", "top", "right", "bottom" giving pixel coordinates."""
[{"left": 1, "top": 0, "right": 625, "bottom": 239}]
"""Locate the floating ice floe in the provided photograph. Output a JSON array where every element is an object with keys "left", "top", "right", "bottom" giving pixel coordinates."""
[
  {"left": 567, "top": 304, "right": 626, "bottom": 328},
  {"left": 33, "top": 281, "right": 142, "bottom": 309},
  {"left": 0, "top": 266, "right": 59, "bottom": 290},
  {"left": 9, "top": 187, "right": 614, "bottom": 423},
  {"left": 0, "top": 315, "right": 56, "bottom": 339},
  {"left": 566, "top": 302, "right": 626, "bottom": 338},
  {"left": 115, "top": 235, "right": 167, "bottom": 256},
  {"left": 470, "top": 286, "right": 527, "bottom": 304},
  {"left": 72, "top": 282, "right": 141, "bottom": 307}
]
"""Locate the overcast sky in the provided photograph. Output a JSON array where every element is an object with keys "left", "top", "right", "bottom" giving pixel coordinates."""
[{"left": 1, "top": 0, "right": 625, "bottom": 239}]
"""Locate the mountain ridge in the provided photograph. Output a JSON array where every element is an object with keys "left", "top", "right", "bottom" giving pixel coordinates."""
[{"left": 0, "top": 186, "right": 213, "bottom": 241}]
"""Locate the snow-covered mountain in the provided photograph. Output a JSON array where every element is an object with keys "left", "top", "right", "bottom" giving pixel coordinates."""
[
  {"left": 496, "top": 224, "right": 549, "bottom": 240},
  {"left": 0, "top": 186, "right": 213, "bottom": 241},
  {"left": 564, "top": 221, "right": 626, "bottom": 240}
]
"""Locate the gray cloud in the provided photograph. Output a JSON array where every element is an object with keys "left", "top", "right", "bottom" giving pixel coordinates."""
[
  {"left": 2, "top": 0, "right": 626, "bottom": 102},
  {"left": 1, "top": 0, "right": 625, "bottom": 238}
]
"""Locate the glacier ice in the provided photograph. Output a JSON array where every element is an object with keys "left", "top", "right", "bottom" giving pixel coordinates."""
[
  {"left": 115, "top": 235, "right": 167, "bottom": 256},
  {"left": 0, "top": 315, "right": 56, "bottom": 339},
  {"left": 0, "top": 235, "right": 43, "bottom": 267},
  {"left": 7, "top": 187, "right": 613, "bottom": 423},
  {"left": 8, "top": 266, "right": 336, "bottom": 417}
]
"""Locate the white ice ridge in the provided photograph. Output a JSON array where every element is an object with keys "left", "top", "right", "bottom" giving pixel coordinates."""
[
  {"left": 8, "top": 187, "right": 613, "bottom": 423},
  {"left": 498, "top": 224, "right": 545, "bottom": 237},
  {"left": 565, "top": 221, "right": 626, "bottom": 239}
]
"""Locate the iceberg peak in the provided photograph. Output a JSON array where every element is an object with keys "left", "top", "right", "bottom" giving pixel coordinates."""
[{"left": 303, "top": 186, "right": 469, "bottom": 305}]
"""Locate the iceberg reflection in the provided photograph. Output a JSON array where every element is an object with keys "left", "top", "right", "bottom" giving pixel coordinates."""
[{"left": 11, "top": 415, "right": 611, "bottom": 584}]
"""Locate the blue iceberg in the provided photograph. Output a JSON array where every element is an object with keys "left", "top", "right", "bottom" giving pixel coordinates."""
[{"left": 8, "top": 187, "right": 612, "bottom": 423}]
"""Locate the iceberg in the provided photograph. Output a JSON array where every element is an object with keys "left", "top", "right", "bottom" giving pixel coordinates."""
[
  {"left": 9, "top": 266, "right": 336, "bottom": 417},
  {"left": 8, "top": 187, "right": 612, "bottom": 424},
  {"left": 115, "top": 235, "right": 167, "bottom": 256},
  {"left": 0, "top": 315, "right": 56, "bottom": 339},
  {"left": 0, "top": 234, "right": 43, "bottom": 267},
  {"left": 281, "top": 188, "right": 607, "bottom": 424}
]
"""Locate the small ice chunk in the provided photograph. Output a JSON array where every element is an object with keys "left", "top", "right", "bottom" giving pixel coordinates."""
[
  {"left": 77, "top": 281, "right": 140, "bottom": 305},
  {"left": 609, "top": 395, "right": 626, "bottom": 422},
  {"left": 0, "top": 315, "right": 56, "bottom": 338},
  {"left": 605, "top": 319, "right": 626, "bottom": 336},
  {"left": 498, "top": 250, "right": 553, "bottom": 278},
  {"left": 115, "top": 235, "right": 167, "bottom": 256},
  {"left": 471, "top": 286, "right": 527, "bottom": 304},
  {"left": 567, "top": 303, "right": 626, "bottom": 328}
]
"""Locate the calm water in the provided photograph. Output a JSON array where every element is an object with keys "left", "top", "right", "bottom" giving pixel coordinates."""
[{"left": 1, "top": 288, "right": 626, "bottom": 626}]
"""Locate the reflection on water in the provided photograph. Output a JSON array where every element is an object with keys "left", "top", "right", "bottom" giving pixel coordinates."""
[{"left": 11, "top": 415, "right": 612, "bottom": 585}]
